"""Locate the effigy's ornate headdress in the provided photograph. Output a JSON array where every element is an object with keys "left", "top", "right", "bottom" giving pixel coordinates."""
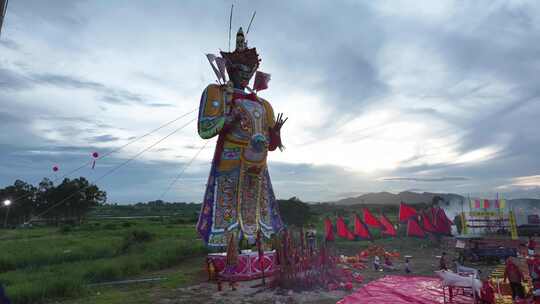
[{"left": 220, "top": 27, "right": 260, "bottom": 78}]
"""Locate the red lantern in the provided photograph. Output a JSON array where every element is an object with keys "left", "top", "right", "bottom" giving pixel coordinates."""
[{"left": 91, "top": 152, "right": 99, "bottom": 169}]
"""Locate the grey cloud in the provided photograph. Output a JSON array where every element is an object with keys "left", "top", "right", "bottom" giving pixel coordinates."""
[
  {"left": 88, "top": 134, "right": 120, "bottom": 143},
  {"left": 2, "top": 1, "right": 540, "bottom": 203},
  {"left": 147, "top": 103, "right": 175, "bottom": 108},
  {"left": 153, "top": 148, "right": 172, "bottom": 153},
  {"left": 0, "top": 68, "right": 31, "bottom": 90},
  {"left": 0, "top": 111, "right": 24, "bottom": 124},
  {"left": 0, "top": 38, "right": 21, "bottom": 50},
  {"left": 32, "top": 73, "right": 105, "bottom": 91},
  {"left": 383, "top": 177, "right": 469, "bottom": 182},
  {"left": 32, "top": 73, "right": 149, "bottom": 106}
]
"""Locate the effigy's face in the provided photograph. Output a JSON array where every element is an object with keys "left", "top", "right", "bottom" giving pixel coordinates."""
[
  {"left": 236, "top": 35, "right": 245, "bottom": 51},
  {"left": 230, "top": 64, "right": 255, "bottom": 89}
]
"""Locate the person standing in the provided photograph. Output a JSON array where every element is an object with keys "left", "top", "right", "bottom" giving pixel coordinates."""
[
  {"left": 529, "top": 236, "right": 537, "bottom": 256},
  {"left": 439, "top": 252, "right": 449, "bottom": 270},
  {"left": 405, "top": 257, "right": 412, "bottom": 273},
  {"left": 504, "top": 257, "right": 525, "bottom": 300},
  {"left": 373, "top": 255, "right": 381, "bottom": 271},
  {"left": 479, "top": 278, "right": 495, "bottom": 304}
]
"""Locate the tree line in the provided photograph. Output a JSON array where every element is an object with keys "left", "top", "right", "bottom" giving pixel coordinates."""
[{"left": 0, "top": 177, "right": 106, "bottom": 227}]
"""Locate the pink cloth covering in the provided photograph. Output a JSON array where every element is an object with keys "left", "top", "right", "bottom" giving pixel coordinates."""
[
  {"left": 208, "top": 250, "right": 278, "bottom": 281},
  {"left": 337, "top": 275, "right": 473, "bottom": 304}
]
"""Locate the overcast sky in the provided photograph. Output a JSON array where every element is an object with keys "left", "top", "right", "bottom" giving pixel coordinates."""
[{"left": 1, "top": 0, "right": 539, "bottom": 203}]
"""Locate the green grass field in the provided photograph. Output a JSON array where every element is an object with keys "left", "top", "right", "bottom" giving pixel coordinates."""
[
  {"left": 0, "top": 219, "right": 207, "bottom": 304},
  {"left": 0, "top": 202, "right": 435, "bottom": 304}
]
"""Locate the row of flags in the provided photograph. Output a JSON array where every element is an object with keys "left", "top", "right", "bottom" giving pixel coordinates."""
[
  {"left": 400, "top": 202, "right": 452, "bottom": 237},
  {"left": 469, "top": 199, "right": 506, "bottom": 210},
  {"left": 323, "top": 203, "right": 453, "bottom": 241}
]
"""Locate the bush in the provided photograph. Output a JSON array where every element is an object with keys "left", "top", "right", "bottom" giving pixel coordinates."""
[
  {"left": 102, "top": 223, "right": 117, "bottom": 230},
  {"left": 121, "top": 222, "right": 134, "bottom": 228},
  {"left": 167, "top": 216, "right": 187, "bottom": 225},
  {"left": 119, "top": 230, "right": 154, "bottom": 253},
  {"left": 8, "top": 277, "right": 83, "bottom": 304},
  {"left": 58, "top": 225, "right": 73, "bottom": 234}
]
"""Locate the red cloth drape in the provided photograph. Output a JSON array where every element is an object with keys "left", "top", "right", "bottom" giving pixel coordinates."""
[
  {"left": 363, "top": 208, "right": 383, "bottom": 228},
  {"left": 407, "top": 219, "right": 426, "bottom": 238},
  {"left": 433, "top": 208, "right": 452, "bottom": 235},
  {"left": 422, "top": 211, "right": 437, "bottom": 233},
  {"left": 380, "top": 214, "right": 397, "bottom": 237},
  {"left": 399, "top": 202, "right": 418, "bottom": 222},
  {"left": 354, "top": 214, "right": 372, "bottom": 240},
  {"left": 324, "top": 218, "right": 335, "bottom": 241}
]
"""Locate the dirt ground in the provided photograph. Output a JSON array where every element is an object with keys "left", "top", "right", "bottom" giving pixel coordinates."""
[{"left": 150, "top": 239, "right": 499, "bottom": 304}]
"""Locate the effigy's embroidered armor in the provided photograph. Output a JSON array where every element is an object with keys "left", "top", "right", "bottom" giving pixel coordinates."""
[{"left": 196, "top": 84, "right": 284, "bottom": 246}]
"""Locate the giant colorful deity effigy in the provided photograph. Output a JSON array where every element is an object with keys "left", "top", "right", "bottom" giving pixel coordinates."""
[{"left": 196, "top": 26, "right": 286, "bottom": 248}]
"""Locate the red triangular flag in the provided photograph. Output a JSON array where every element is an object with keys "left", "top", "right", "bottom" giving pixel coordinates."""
[
  {"left": 379, "top": 214, "right": 396, "bottom": 237},
  {"left": 346, "top": 228, "right": 356, "bottom": 241},
  {"left": 363, "top": 208, "right": 383, "bottom": 228},
  {"left": 337, "top": 216, "right": 355, "bottom": 240},
  {"left": 407, "top": 219, "right": 426, "bottom": 238},
  {"left": 422, "top": 211, "right": 437, "bottom": 233},
  {"left": 324, "top": 218, "right": 335, "bottom": 241},
  {"left": 354, "top": 214, "right": 372, "bottom": 240},
  {"left": 337, "top": 216, "right": 349, "bottom": 239},
  {"left": 399, "top": 202, "right": 418, "bottom": 222}
]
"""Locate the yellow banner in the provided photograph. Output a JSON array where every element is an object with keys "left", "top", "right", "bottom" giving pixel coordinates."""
[
  {"left": 469, "top": 211, "right": 500, "bottom": 217},
  {"left": 509, "top": 211, "right": 518, "bottom": 240}
]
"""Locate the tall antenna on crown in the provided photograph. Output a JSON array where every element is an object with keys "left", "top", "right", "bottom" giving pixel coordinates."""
[
  {"left": 228, "top": 4, "right": 234, "bottom": 52},
  {"left": 246, "top": 11, "right": 256, "bottom": 35}
]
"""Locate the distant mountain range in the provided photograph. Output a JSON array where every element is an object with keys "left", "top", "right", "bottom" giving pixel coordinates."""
[{"left": 332, "top": 191, "right": 444, "bottom": 205}]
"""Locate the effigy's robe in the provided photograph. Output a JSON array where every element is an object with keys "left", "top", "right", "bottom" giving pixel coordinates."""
[{"left": 196, "top": 84, "right": 284, "bottom": 247}]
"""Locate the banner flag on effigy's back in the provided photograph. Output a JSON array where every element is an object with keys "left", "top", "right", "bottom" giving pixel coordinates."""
[
  {"left": 324, "top": 217, "right": 335, "bottom": 241},
  {"left": 399, "top": 202, "right": 418, "bottom": 222},
  {"left": 379, "top": 214, "right": 397, "bottom": 237},
  {"left": 253, "top": 71, "right": 271, "bottom": 91},
  {"left": 362, "top": 208, "right": 383, "bottom": 228},
  {"left": 406, "top": 219, "right": 426, "bottom": 238},
  {"left": 354, "top": 214, "right": 372, "bottom": 240}
]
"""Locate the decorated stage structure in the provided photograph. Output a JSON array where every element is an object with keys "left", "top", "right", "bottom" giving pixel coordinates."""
[{"left": 457, "top": 198, "right": 518, "bottom": 239}]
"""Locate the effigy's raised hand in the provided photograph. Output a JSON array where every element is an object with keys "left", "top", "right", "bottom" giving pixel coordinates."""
[{"left": 274, "top": 113, "right": 288, "bottom": 132}]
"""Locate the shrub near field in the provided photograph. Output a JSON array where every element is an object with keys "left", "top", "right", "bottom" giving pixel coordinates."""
[{"left": 0, "top": 220, "right": 207, "bottom": 304}]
